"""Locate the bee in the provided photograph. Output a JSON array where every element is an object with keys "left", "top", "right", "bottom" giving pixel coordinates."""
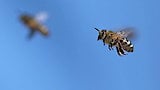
[
  {"left": 20, "top": 13, "right": 49, "bottom": 39},
  {"left": 95, "top": 27, "right": 135, "bottom": 56}
]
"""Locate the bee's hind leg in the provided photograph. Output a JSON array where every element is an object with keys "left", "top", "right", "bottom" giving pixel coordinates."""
[
  {"left": 108, "top": 44, "right": 112, "bottom": 50},
  {"left": 108, "top": 43, "right": 114, "bottom": 50}
]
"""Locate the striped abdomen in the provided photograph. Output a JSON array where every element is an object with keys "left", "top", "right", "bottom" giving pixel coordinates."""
[{"left": 119, "top": 38, "right": 134, "bottom": 52}]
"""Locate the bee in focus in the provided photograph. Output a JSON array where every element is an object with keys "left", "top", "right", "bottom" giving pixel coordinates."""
[
  {"left": 95, "top": 27, "right": 135, "bottom": 56},
  {"left": 20, "top": 12, "right": 49, "bottom": 39}
]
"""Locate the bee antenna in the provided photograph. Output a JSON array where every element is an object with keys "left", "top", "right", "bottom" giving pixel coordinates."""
[{"left": 94, "top": 28, "right": 100, "bottom": 31}]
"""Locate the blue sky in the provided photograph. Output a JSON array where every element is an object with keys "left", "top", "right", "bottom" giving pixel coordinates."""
[{"left": 0, "top": 0, "right": 160, "bottom": 90}]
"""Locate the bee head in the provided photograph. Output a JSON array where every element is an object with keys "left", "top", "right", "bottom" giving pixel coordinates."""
[
  {"left": 20, "top": 14, "right": 33, "bottom": 23},
  {"left": 95, "top": 28, "right": 107, "bottom": 40}
]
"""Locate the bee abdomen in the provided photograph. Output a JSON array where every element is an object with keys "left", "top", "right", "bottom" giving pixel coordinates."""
[
  {"left": 120, "top": 38, "right": 134, "bottom": 52},
  {"left": 37, "top": 25, "right": 49, "bottom": 36}
]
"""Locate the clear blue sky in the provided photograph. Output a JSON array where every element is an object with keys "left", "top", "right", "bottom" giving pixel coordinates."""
[{"left": 0, "top": 0, "right": 160, "bottom": 90}]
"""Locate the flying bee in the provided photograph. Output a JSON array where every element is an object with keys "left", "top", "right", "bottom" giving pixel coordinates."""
[
  {"left": 95, "top": 27, "right": 135, "bottom": 56},
  {"left": 20, "top": 12, "right": 49, "bottom": 39}
]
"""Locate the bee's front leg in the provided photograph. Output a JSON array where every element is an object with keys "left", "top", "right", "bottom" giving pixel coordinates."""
[{"left": 103, "top": 39, "right": 106, "bottom": 46}]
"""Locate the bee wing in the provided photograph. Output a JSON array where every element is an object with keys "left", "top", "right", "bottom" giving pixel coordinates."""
[
  {"left": 33, "top": 12, "right": 49, "bottom": 37},
  {"left": 116, "top": 27, "right": 136, "bottom": 39},
  {"left": 34, "top": 12, "right": 48, "bottom": 23}
]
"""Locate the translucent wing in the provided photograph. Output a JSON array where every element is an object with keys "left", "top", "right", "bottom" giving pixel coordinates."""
[
  {"left": 34, "top": 12, "right": 48, "bottom": 23},
  {"left": 116, "top": 27, "right": 135, "bottom": 39},
  {"left": 34, "top": 12, "right": 49, "bottom": 36}
]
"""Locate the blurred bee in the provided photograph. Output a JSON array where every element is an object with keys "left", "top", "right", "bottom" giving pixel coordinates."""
[
  {"left": 95, "top": 27, "right": 135, "bottom": 56},
  {"left": 20, "top": 12, "right": 49, "bottom": 39}
]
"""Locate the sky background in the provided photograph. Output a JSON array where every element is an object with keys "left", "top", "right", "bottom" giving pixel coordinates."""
[{"left": 0, "top": 0, "right": 160, "bottom": 90}]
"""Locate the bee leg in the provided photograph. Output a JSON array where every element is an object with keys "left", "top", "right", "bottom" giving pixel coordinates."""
[
  {"left": 116, "top": 46, "right": 122, "bottom": 56},
  {"left": 110, "top": 39, "right": 114, "bottom": 50},
  {"left": 103, "top": 39, "right": 105, "bottom": 45},
  {"left": 108, "top": 44, "right": 111, "bottom": 50},
  {"left": 116, "top": 42, "right": 126, "bottom": 56},
  {"left": 28, "top": 30, "right": 36, "bottom": 39},
  {"left": 103, "top": 36, "right": 107, "bottom": 46},
  {"left": 108, "top": 43, "right": 113, "bottom": 50},
  {"left": 110, "top": 43, "right": 114, "bottom": 50}
]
